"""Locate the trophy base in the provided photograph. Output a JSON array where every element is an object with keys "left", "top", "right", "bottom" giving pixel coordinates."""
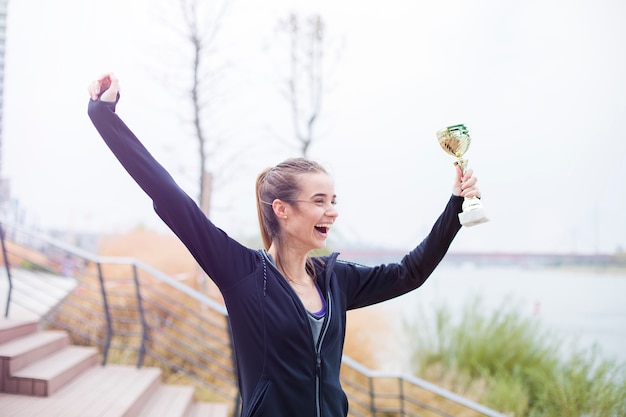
[{"left": 458, "top": 208, "right": 489, "bottom": 227}]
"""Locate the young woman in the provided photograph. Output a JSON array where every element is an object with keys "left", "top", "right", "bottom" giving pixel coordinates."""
[{"left": 87, "top": 73, "right": 481, "bottom": 417}]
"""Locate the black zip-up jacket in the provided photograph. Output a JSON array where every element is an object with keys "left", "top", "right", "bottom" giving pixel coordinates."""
[{"left": 88, "top": 96, "right": 463, "bottom": 416}]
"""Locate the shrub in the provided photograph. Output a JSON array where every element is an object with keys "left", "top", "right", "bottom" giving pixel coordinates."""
[{"left": 406, "top": 295, "right": 626, "bottom": 416}]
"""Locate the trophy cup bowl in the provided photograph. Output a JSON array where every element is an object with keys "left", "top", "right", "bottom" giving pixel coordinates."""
[{"left": 436, "top": 124, "right": 489, "bottom": 227}]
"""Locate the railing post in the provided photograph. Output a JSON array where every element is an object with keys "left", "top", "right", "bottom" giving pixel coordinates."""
[
  {"left": 96, "top": 262, "right": 113, "bottom": 366},
  {"left": 398, "top": 377, "right": 405, "bottom": 416},
  {"left": 0, "top": 224, "right": 13, "bottom": 318},
  {"left": 368, "top": 375, "right": 376, "bottom": 416},
  {"left": 132, "top": 263, "right": 149, "bottom": 368}
]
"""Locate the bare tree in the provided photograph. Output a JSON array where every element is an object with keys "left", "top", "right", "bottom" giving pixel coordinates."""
[
  {"left": 153, "top": 0, "right": 230, "bottom": 217},
  {"left": 275, "top": 13, "right": 329, "bottom": 158},
  {"left": 184, "top": 0, "right": 231, "bottom": 216},
  {"left": 147, "top": 0, "right": 231, "bottom": 296}
]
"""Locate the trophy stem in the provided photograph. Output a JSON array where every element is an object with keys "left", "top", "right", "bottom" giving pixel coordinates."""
[
  {"left": 454, "top": 157, "right": 468, "bottom": 173},
  {"left": 455, "top": 157, "right": 489, "bottom": 227}
]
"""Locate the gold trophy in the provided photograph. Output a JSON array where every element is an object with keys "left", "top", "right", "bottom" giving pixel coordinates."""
[{"left": 436, "top": 124, "right": 489, "bottom": 227}]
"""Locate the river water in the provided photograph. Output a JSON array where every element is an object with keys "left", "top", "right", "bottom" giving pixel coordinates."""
[{"left": 367, "top": 263, "right": 626, "bottom": 371}]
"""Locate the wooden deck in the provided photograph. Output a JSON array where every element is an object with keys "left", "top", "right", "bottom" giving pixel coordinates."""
[{"left": 0, "top": 319, "right": 229, "bottom": 417}]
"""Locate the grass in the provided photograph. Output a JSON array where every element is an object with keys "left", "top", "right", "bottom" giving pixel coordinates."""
[{"left": 405, "top": 295, "right": 626, "bottom": 416}]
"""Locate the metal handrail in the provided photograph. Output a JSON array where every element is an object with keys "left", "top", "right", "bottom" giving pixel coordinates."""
[
  {"left": 341, "top": 356, "right": 509, "bottom": 417},
  {"left": 95, "top": 261, "right": 113, "bottom": 366},
  {"left": 0, "top": 225, "right": 13, "bottom": 317},
  {"left": 0, "top": 221, "right": 507, "bottom": 417},
  {"left": 131, "top": 264, "right": 149, "bottom": 368},
  {"left": 0, "top": 221, "right": 239, "bottom": 409}
]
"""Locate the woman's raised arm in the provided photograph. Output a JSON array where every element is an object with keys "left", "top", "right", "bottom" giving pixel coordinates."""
[{"left": 86, "top": 73, "right": 257, "bottom": 288}]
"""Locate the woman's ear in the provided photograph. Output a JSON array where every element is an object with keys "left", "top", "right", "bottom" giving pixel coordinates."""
[{"left": 272, "top": 199, "right": 288, "bottom": 219}]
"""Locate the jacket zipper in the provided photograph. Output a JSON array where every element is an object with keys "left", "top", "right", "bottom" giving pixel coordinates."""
[
  {"left": 260, "top": 250, "right": 332, "bottom": 417},
  {"left": 315, "top": 291, "right": 332, "bottom": 417}
]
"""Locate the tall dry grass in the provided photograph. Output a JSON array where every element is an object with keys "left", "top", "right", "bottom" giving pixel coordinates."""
[{"left": 406, "top": 295, "right": 626, "bottom": 417}]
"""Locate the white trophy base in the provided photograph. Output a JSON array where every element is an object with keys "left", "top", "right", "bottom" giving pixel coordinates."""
[{"left": 458, "top": 207, "right": 489, "bottom": 227}]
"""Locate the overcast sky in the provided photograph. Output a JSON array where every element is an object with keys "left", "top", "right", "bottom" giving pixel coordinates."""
[{"left": 2, "top": 0, "right": 625, "bottom": 254}]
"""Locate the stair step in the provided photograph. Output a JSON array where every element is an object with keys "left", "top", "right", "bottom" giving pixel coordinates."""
[
  {"left": 88, "top": 365, "right": 162, "bottom": 417},
  {"left": 0, "top": 365, "right": 163, "bottom": 416},
  {"left": 0, "top": 330, "right": 68, "bottom": 393},
  {"left": 137, "top": 385, "right": 194, "bottom": 417},
  {"left": 0, "top": 320, "right": 37, "bottom": 344},
  {"left": 7, "top": 345, "right": 99, "bottom": 396},
  {"left": 188, "top": 402, "right": 230, "bottom": 417},
  {"left": 0, "top": 330, "right": 68, "bottom": 372}
]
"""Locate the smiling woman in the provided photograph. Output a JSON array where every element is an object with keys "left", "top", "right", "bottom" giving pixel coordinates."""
[
  {"left": 255, "top": 162, "right": 339, "bottom": 314},
  {"left": 87, "top": 72, "right": 481, "bottom": 417}
]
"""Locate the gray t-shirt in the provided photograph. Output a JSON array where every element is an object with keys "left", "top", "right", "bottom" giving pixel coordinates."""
[{"left": 308, "top": 310, "right": 325, "bottom": 343}]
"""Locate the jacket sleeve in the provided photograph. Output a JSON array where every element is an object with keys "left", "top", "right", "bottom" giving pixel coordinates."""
[
  {"left": 338, "top": 195, "right": 463, "bottom": 309},
  {"left": 87, "top": 97, "right": 256, "bottom": 290}
]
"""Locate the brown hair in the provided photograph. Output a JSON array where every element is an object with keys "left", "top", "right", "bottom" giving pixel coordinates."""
[{"left": 256, "top": 157, "right": 328, "bottom": 251}]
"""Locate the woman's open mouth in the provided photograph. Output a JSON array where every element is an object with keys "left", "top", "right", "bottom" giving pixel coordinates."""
[{"left": 315, "top": 224, "right": 331, "bottom": 236}]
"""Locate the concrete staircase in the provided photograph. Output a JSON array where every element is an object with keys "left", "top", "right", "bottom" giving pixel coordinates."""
[{"left": 0, "top": 319, "right": 229, "bottom": 417}]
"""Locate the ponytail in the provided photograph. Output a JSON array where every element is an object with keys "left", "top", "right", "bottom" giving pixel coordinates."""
[{"left": 256, "top": 168, "right": 273, "bottom": 250}]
